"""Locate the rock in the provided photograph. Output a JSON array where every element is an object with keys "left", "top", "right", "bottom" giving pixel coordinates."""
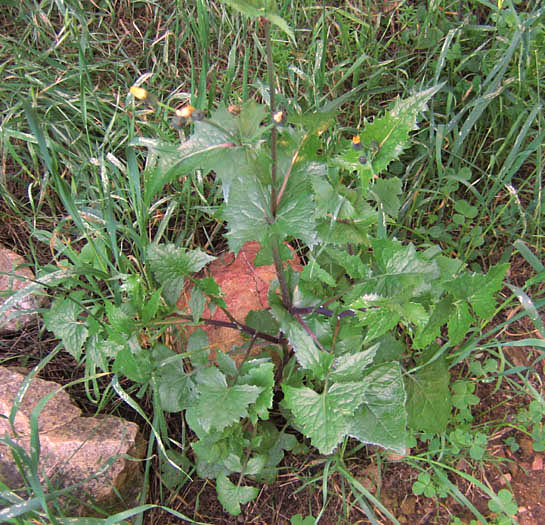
[
  {"left": 0, "top": 245, "right": 43, "bottom": 333},
  {"left": 177, "top": 241, "right": 301, "bottom": 367},
  {"left": 0, "top": 367, "right": 145, "bottom": 516}
]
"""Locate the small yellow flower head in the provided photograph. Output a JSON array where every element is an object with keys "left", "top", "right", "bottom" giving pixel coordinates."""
[
  {"left": 176, "top": 105, "right": 195, "bottom": 119},
  {"left": 352, "top": 135, "right": 362, "bottom": 150},
  {"left": 273, "top": 110, "right": 286, "bottom": 125},
  {"left": 130, "top": 86, "right": 149, "bottom": 100}
]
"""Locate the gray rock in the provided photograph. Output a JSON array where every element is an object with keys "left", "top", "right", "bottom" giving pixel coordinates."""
[
  {"left": 0, "top": 367, "right": 145, "bottom": 516},
  {"left": 0, "top": 245, "right": 43, "bottom": 333}
]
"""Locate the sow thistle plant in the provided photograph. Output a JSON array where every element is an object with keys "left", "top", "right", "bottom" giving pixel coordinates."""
[{"left": 39, "top": 1, "right": 509, "bottom": 517}]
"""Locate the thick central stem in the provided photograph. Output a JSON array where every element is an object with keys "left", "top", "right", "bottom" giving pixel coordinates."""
[{"left": 264, "top": 19, "right": 291, "bottom": 310}]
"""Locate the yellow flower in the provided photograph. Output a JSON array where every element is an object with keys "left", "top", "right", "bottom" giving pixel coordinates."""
[
  {"left": 352, "top": 135, "right": 362, "bottom": 150},
  {"left": 130, "top": 86, "right": 149, "bottom": 100}
]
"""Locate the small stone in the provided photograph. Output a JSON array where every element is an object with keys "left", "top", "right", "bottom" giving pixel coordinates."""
[
  {"left": 0, "top": 367, "right": 144, "bottom": 516},
  {"left": 0, "top": 245, "right": 45, "bottom": 333}
]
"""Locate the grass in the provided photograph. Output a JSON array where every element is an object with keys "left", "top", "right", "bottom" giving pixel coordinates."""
[{"left": 1, "top": 0, "right": 544, "bottom": 523}]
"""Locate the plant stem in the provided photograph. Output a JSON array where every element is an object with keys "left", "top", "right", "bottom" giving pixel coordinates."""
[
  {"left": 265, "top": 20, "right": 278, "bottom": 216},
  {"left": 264, "top": 18, "right": 292, "bottom": 310}
]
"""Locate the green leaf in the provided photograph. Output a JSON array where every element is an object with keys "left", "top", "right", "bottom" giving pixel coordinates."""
[
  {"left": 453, "top": 199, "right": 478, "bottom": 219},
  {"left": 355, "top": 307, "right": 401, "bottom": 344},
  {"left": 239, "top": 361, "right": 275, "bottom": 424},
  {"left": 42, "top": 295, "right": 88, "bottom": 361},
  {"left": 447, "top": 301, "right": 472, "bottom": 345},
  {"left": 325, "top": 247, "right": 368, "bottom": 280},
  {"left": 406, "top": 353, "right": 451, "bottom": 434},
  {"left": 347, "top": 362, "right": 408, "bottom": 453},
  {"left": 216, "top": 472, "right": 259, "bottom": 516},
  {"left": 147, "top": 244, "right": 215, "bottom": 305},
  {"left": 113, "top": 345, "right": 152, "bottom": 384},
  {"left": 188, "top": 287, "right": 206, "bottom": 323},
  {"left": 187, "top": 328, "right": 210, "bottom": 367},
  {"left": 269, "top": 294, "right": 332, "bottom": 377},
  {"left": 186, "top": 367, "right": 262, "bottom": 432},
  {"left": 370, "top": 177, "right": 402, "bottom": 217},
  {"left": 219, "top": 1, "right": 295, "bottom": 42},
  {"left": 488, "top": 489, "right": 518, "bottom": 517},
  {"left": 300, "top": 259, "right": 336, "bottom": 287},
  {"left": 282, "top": 382, "right": 367, "bottom": 454},
  {"left": 329, "top": 346, "right": 378, "bottom": 382},
  {"left": 105, "top": 301, "right": 134, "bottom": 341},
  {"left": 413, "top": 297, "right": 454, "bottom": 350},
  {"left": 153, "top": 345, "right": 197, "bottom": 412},
  {"left": 224, "top": 176, "right": 272, "bottom": 253},
  {"left": 340, "top": 84, "right": 443, "bottom": 185},
  {"left": 245, "top": 309, "right": 279, "bottom": 336}
]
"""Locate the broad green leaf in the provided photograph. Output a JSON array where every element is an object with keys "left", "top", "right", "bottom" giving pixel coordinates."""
[
  {"left": 300, "top": 259, "right": 336, "bottom": 287},
  {"left": 371, "top": 333, "right": 406, "bottom": 364},
  {"left": 370, "top": 177, "right": 402, "bottom": 217},
  {"left": 329, "top": 346, "right": 378, "bottom": 382},
  {"left": 245, "top": 309, "right": 279, "bottom": 336},
  {"left": 216, "top": 472, "right": 259, "bottom": 516},
  {"left": 113, "top": 345, "right": 152, "bottom": 384},
  {"left": 42, "top": 295, "right": 88, "bottom": 361},
  {"left": 447, "top": 301, "right": 472, "bottom": 345},
  {"left": 413, "top": 297, "right": 454, "bottom": 350},
  {"left": 370, "top": 238, "right": 440, "bottom": 297},
  {"left": 272, "top": 166, "right": 317, "bottom": 248},
  {"left": 186, "top": 367, "right": 262, "bottom": 432},
  {"left": 325, "top": 247, "right": 368, "bottom": 279},
  {"left": 340, "top": 84, "right": 443, "bottom": 185},
  {"left": 187, "top": 328, "right": 210, "bottom": 367},
  {"left": 469, "top": 263, "right": 509, "bottom": 319},
  {"left": 188, "top": 287, "right": 206, "bottom": 323},
  {"left": 224, "top": 176, "right": 272, "bottom": 253},
  {"left": 269, "top": 294, "right": 333, "bottom": 377},
  {"left": 406, "top": 353, "right": 451, "bottom": 434},
  {"left": 356, "top": 307, "right": 401, "bottom": 344},
  {"left": 105, "top": 301, "right": 134, "bottom": 341},
  {"left": 348, "top": 362, "right": 408, "bottom": 453},
  {"left": 152, "top": 345, "right": 197, "bottom": 412},
  {"left": 239, "top": 361, "right": 275, "bottom": 423},
  {"left": 282, "top": 382, "right": 367, "bottom": 454},
  {"left": 147, "top": 244, "right": 215, "bottom": 305}
]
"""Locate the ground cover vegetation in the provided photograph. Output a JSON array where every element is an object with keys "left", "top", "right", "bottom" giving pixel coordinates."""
[{"left": 0, "top": 0, "right": 544, "bottom": 523}]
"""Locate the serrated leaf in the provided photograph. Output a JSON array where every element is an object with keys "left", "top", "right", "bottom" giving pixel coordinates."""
[
  {"left": 245, "top": 309, "right": 279, "bottom": 336},
  {"left": 105, "top": 302, "right": 134, "bottom": 341},
  {"left": 188, "top": 286, "right": 206, "bottom": 323},
  {"left": 224, "top": 176, "right": 272, "bottom": 253},
  {"left": 300, "top": 259, "right": 336, "bottom": 287},
  {"left": 113, "top": 345, "right": 152, "bottom": 383},
  {"left": 329, "top": 346, "right": 378, "bottom": 382},
  {"left": 153, "top": 344, "right": 197, "bottom": 412},
  {"left": 187, "top": 367, "right": 262, "bottom": 432},
  {"left": 341, "top": 85, "right": 443, "bottom": 184},
  {"left": 447, "top": 301, "right": 472, "bottom": 345},
  {"left": 413, "top": 297, "right": 454, "bottom": 350},
  {"left": 238, "top": 361, "right": 275, "bottom": 424},
  {"left": 269, "top": 293, "right": 332, "bottom": 377},
  {"left": 406, "top": 353, "right": 451, "bottom": 434},
  {"left": 42, "top": 295, "right": 88, "bottom": 360},
  {"left": 187, "top": 328, "right": 210, "bottom": 367},
  {"left": 216, "top": 472, "right": 259, "bottom": 516},
  {"left": 325, "top": 247, "right": 368, "bottom": 279},
  {"left": 348, "top": 362, "right": 407, "bottom": 453},
  {"left": 370, "top": 177, "right": 402, "bottom": 217},
  {"left": 147, "top": 244, "right": 215, "bottom": 305},
  {"left": 356, "top": 307, "right": 401, "bottom": 344},
  {"left": 283, "top": 382, "right": 368, "bottom": 454}
]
